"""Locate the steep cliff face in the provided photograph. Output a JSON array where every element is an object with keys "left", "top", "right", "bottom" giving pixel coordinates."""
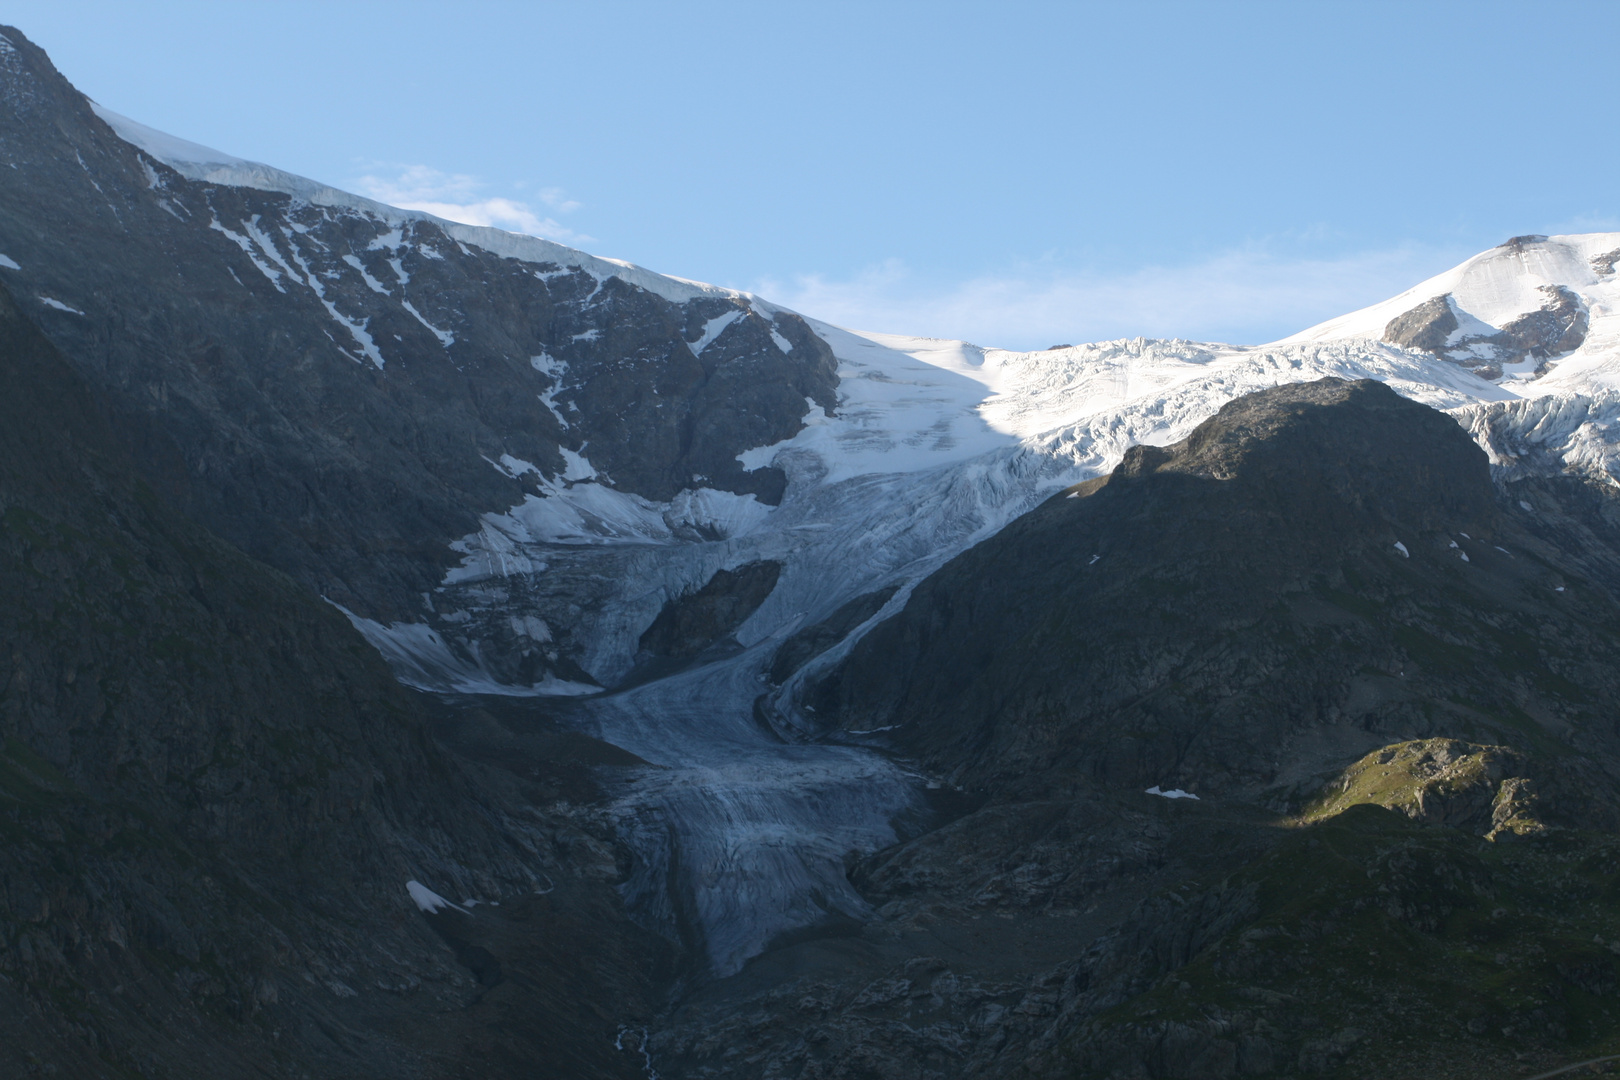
[
  {"left": 0, "top": 24, "right": 835, "bottom": 651},
  {"left": 0, "top": 281, "right": 669, "bottom": 1078}
]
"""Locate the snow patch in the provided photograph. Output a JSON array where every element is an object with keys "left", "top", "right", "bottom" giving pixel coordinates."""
[
  {"left": 341, "top": 253, "right": 390, "bottom": 294},
  {"left": 1392, "top": 541, "right": 1410, "bottom": 557},
  {"left": 36, "top": 296, "right": 83, "bottom": 315},
  {"left": 1146, "top": 786, "right": 1200, "bottom": 800},
  {"left": 689, "top": 309, "right": 743, "bottom": 355},
  {"left": 406, "top": 881, "right": 467, "bottom": 914},
  {"left": 240, "top": 215, "right": 298, "bottom": 279},
  {"left": 490, "top": 453, "right": 541, "bottom": 479},
  {"left": 272, "top": 223, "right": 387, "bottom": 369},
  {"left": 401, "top": 299, "right": 454, "bottom": 347},
  {"left": 560, "top": 447, "right": 598, "bottom": 482},
  {"left": 210, "top": 217, "right": 285, "bottom": 291},
  {"left": 532, "top": 352, "right": 570, "bottom": 428},
  {"left": 0, "top": 253, "right": 19, "bottom": 270}
]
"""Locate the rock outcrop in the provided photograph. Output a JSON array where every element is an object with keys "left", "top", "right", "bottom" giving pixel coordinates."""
[
  {"left": 669, "top": 377, "right": 1620, "bottom": 1077},
  {"left": 1382, "top": 285, "right": 1588, "bottom": 379}
]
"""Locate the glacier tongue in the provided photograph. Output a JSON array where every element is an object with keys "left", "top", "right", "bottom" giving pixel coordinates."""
[{"left": 577, "top": 653, "right": 919, "bottom": 977}]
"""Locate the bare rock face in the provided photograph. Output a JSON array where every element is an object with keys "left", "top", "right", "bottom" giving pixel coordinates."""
[
  {"left": 1499, "top": 284, "right": 1590, "bottom": 360},
  {"left": 636, "top": 560, "right": 783, "bottom": 668},
  {"left": 1382, "top": 285, "right": 1588, "bottom": 379},
  {"left": 0, "top": 24, "right": 836, "bottom": 639},
  {"left": 1383, "top": 293, "right": 1459, "bottom": 354}
]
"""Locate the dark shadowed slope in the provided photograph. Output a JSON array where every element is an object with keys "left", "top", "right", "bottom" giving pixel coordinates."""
[
  {"left": 812, "top": 378, "right": 1620, "bottom": 813},
  {"left": 0, "top": 280, "right": 669, "bottom": 1078}
]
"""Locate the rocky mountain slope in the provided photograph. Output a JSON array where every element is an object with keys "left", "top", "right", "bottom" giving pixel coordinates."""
[
  {"left": 0, "top": 24, "right": 834, "bottom": 676},
  {"left": 0, "top": 276, "right": 671, "bottom": 1077},
  {"left": 809, "top": 378, "right": 1620, "bottom": 809}
]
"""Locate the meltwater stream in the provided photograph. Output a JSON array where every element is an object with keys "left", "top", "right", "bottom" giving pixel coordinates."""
[{"left": 559, "top": 639, "right": 921, "bottom": 978}]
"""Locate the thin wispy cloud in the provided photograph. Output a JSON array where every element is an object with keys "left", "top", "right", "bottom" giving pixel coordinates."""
[
  {"left": 755, "top": 243, "right": 1472, "bottom": 352},
  {"left": 353, "top": 165, "right": 593, "bottom": 245}
]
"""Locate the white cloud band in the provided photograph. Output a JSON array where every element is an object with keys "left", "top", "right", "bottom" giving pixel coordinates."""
[
  {"left": 353, "top": 165, "right": 592, "bottom": 245},
  {"left": 755, "top": 244, "right": 1471, "bottom": 350}
]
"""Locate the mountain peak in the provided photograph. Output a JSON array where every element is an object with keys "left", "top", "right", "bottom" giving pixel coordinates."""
[{"left": 1279, "top": 231, "right": 1620, "bottom": 384}]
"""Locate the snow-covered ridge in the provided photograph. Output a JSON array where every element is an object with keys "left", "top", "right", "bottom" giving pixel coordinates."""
[
  {"left": 1284, "top": 232, "right": 1620, "bottom": 345},
  {"left": 1279, "top": 232, "right": 1620, "bottom": 382},
  {"left": 90, "top": 103, "right": 767, "bottom": 310}
]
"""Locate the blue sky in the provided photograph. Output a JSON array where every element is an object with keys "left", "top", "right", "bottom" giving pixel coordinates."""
[{"left": 9, "top": 1, "right": 1618, "bottom": 349}]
